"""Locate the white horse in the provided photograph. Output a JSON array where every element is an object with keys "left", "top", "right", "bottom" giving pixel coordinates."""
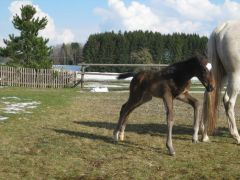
[{"left": 202, "top": 20, "right": 240, "bottom": 144}]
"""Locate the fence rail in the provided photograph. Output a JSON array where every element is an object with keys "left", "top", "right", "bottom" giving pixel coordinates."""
[
  {"left": 78, "top": 63, "right": 169, "bottom": 89},
  {"left": 0, "top": 66, "right": 76, "bottom": 88}
]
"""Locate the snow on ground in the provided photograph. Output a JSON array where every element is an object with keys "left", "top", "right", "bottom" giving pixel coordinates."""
[
  {"left": 1, "top": 96, "right": 21, "bottom": 100},
  {"left": 77, "top": 72, "right": 133, "bottom": 81},
  {"left": 0, "top": 116, "right": 8, "bottom": 121},
  {"left": 90, "top": 87, "right": 109, "bottom": 92},
  {"left": 2, "top": 101, "right": 41, "bottom": 114},
  {"left": 0, "top": 97, "right": 41, "bottom": 121},
  {"left": 77, "top": 72, "right": 132, "bottom": 92},
  {"left": 78, "top": 72, "right": 199, "bottom": 82}
]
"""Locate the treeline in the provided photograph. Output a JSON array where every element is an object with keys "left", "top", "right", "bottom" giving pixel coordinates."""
[
  {"left": 51, "top": 43, "right": 83, "bottom": 65},
  {"left": 83, "top": 31, "right": 208, "bottom": 72}
]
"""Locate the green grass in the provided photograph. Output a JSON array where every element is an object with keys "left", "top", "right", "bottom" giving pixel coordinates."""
[{"left": 0, "top": 87, "right": 240, "bottom": 179}]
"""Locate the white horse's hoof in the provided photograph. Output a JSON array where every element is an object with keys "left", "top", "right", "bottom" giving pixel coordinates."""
[
  {"left": 119, "top": 132, "right": 124, "bottom": 141},
  {"left": 202, "top": 136, "right": 210, "bottom": 142}
]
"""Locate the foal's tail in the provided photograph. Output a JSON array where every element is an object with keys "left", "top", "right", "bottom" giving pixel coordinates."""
[
  {"left": 117, "top": 72, "right": 135, "bottom": 80},
  {"left": 202, "top": 31, "right": 226, "bottom": 134}
]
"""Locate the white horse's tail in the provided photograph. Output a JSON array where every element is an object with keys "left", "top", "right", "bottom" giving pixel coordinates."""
[{"left": 202, "top": 31, "right": 226, "bottom": 134}]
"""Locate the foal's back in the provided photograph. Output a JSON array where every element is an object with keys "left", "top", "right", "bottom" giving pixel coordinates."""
[{"left": 131, "top": 59, "right": 194, "bottom": 98}]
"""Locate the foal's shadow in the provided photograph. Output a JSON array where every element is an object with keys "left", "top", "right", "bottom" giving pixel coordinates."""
[
  {"left": 53, "top": 128, "right": 114, "bottom": 143},
  {"left": 53, "top": 121, "right": 193, "bottom": 143},
  {"left": 53, "top": 121, "right": 230, "bottom": 141},
  {"left": 52, "top": 128, "right": 160, "bottom": 152},
  {"left": 52, "top": 121, "right": 231, "bottom": 155},
  {"left": 73, "top": 120, "right": 194, "bottom": 136},
  {"left": 72, "top": 121, "right": 231, "bottom": 139}
]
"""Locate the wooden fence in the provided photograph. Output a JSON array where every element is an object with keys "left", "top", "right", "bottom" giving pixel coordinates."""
[
  {"left": 0, "top": 64, "right": 170, "bottom": 89},
  {"left": 0, "top": 66, "right": 77, "bottom": 88}
]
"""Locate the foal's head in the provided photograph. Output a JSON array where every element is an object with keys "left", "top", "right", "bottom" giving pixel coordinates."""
[{"left": 193, "top": 55, "right": 214, "bottom": 92}]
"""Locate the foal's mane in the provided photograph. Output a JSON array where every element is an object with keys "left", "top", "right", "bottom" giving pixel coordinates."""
[
  {"left": 159, "top": 56, "right": 200, "bottom": 77},
  {"left": 118, "top": 54, "right": 205, "bottom": 80}
]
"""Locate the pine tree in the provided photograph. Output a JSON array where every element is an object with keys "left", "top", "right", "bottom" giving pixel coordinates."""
[{"left": 0, "top": 5, "right": 52, "bottom": 69}]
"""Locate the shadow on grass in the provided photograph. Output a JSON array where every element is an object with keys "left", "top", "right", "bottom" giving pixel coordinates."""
[
  {"left": 73, "top": 121, "right": 194, "bottom": 136},
  {"left": 214, "top": 127, "right": 230, "bottom": 136},
  {"left": 52, "top": 128, "right": 163, "bottom": 153},
  {"left": 53, "top": 129, "right": 113, "bottom": 143},
  {"left": 74, "top": 121, "right": 231, "bottom": 137}
]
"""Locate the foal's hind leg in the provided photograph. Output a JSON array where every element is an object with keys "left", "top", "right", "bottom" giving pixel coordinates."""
[
  {"left": 223, "top": 83, "right": 240, "bottom": 144},
  {"left": 113, "top": 101, "right": 135, "bottom": 141},
  {"left": 176, "top": 92, "right": 201, "bottom": 143},
  {"left": 113, "top": 92, "right": 152, "bottom": 141},
  {"left": 119, "top": 93, "right": 152, "bottom": 141},
  {"left": 201, "top": 91, "right": 210, "bottom": 142},
  {"left": 163, "top": 94, "right": 175, "bottom": 156}
]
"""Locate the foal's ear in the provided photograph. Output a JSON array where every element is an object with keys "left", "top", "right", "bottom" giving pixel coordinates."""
[
  {"left": 193, "top": 51, "right": 204, "bottom": 58},
  {"left": 202, "top": 51, "right": 207, "bottom": 58},
  {"left": 194, "top": 52, "right": 209, "bottom": 67},
  {"left": 194, "top": 52, "right": 206, "bottom": 61}
]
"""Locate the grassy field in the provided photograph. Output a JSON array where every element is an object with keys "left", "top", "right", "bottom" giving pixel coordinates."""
[{"left": 0, "top": 87, "right": 240, "bottom": 179}]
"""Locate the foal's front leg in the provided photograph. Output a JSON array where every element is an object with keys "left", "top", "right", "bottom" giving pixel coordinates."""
[
  {"left": 163, "top": 95, "right": 175, "bottom": 156},
  {"left": 176, "top": 93, "right": 201, "bottom": 143}
]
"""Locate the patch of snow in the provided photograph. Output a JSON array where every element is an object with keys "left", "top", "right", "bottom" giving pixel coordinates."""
[
  {"left": 77, "top": 72, "right": 133, "bottom": 81},
  {"left": 79, "top": 72, "right": 199, "bottom": 82},
  {"left": 90, "top": 87, "right": 109, "bottom": 92},
  {"left": 1, "top": 96, "right": 21, "bottom": 100},
  {"left": 26, "top": 105, "right": 38, "bottom": 109},
  {"left": 0, "top": 100, "right": 41, "bottom": 115},
  {"left": 3, "top": 102, "right": 11, "bottom": 105},
  {"left": 0, "top": 116, "right": 8, "bottom": 121},
  {"left": 0, "top": 96, "right": 41, "bottom": 118},
  {"left": 78, "top": 72, "right": 200, "bottom": 83}
]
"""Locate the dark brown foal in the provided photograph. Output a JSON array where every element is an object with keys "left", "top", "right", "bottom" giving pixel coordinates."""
[{"left": 113, "top": 54, "right": 214, "bottom": 156}]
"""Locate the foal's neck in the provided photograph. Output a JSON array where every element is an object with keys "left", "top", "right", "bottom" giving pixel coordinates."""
[{"left": 172, "top": 59, "right": 197, "bottom": 82}]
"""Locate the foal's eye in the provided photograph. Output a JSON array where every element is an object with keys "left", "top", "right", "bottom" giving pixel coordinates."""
[{"left": 202, "top": 66, "right": 208, "bottom": 72}]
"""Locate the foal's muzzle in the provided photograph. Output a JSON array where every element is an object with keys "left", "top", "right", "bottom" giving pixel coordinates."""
[{"left": 206, "top": 84, "right": 214, "bottom": 92}]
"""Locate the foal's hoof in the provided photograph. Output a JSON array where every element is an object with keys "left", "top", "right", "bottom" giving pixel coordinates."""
[{"left": 113, "top": 131, "right": 119, "bottom": 142}]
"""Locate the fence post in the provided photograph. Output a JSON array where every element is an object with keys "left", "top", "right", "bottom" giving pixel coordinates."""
[{"left": 80, "top": 64, "right": 86, "bottom": 88}]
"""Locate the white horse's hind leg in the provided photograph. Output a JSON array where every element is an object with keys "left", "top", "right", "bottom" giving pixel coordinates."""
[{"left": 223, "top": 82, "right": 240, "bottom": 144}]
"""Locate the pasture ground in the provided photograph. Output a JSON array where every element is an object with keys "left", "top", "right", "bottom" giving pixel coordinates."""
[{"left": 0, "top": 87, "right": 240, "bottom": 179}]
